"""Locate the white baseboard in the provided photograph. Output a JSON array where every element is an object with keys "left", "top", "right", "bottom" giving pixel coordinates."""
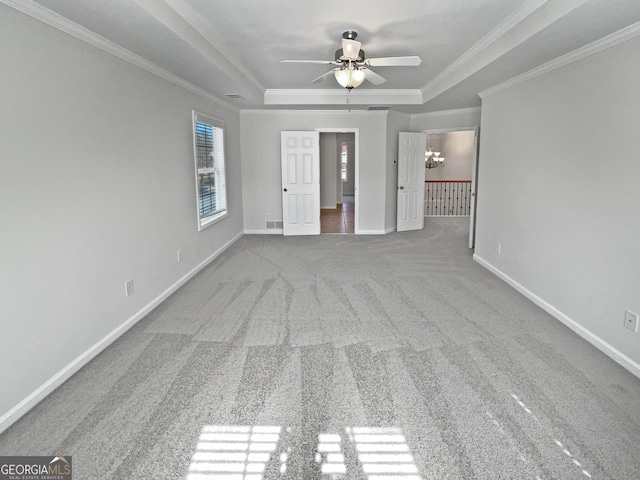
[
  {"left": 244, "top": 229, "right": 283, "bottom": 235},
  {"left": 0, "top": 230, "right": 244, "bottom": 435},
  {"left": 247, "top": 229, "right": 391, "bottom": 235},
  {"left": 473, "top": 254, "right": 640, "bottom": 379}
]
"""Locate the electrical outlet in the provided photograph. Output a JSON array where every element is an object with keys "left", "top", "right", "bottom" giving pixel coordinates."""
[
  {"left": 125, "top": 280, "right": 134, "bottom": 297},
  {"left": 624, "top": 309, "right": 639, "bottom": 332},
  {"left": 495, "top": 243, "right": 502, "bottom": 254},
  {"left": 177, "top": 249, "right": 183, "bottom": 263}
]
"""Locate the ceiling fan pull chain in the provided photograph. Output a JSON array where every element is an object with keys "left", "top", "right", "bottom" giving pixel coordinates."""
[{"left": 347, "top": 87, "right": 351, "bottom": 112}]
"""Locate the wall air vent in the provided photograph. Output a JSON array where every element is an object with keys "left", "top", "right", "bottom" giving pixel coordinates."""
[
  {"left": 367, "top": 105, "right": 391, "bottom": 111},
  {"left": 266, "top": 220, "right": 284, "bottom": 229}
]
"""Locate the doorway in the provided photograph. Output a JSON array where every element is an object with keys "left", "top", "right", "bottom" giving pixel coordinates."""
[
  {"left": 321, "top": 202, "right": 354, "bottom": 233},
  {"left": 422, "top": 127, "right": 479, "bottom": 248},
  {"left": 318, "top": 130, "right": 356, "bottom": 234}
]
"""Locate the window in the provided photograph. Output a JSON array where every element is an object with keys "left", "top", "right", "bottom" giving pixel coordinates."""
[
  {"left": 341, "top": 144, "right": 348, "bottom": 182},
  {"left": 192, "top": 111, "right": 227, "bottom": 230}
]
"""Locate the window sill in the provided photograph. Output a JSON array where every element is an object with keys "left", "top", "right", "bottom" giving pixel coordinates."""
[{"left": 199, "top": 211, "right": 227, "bottom": 231}]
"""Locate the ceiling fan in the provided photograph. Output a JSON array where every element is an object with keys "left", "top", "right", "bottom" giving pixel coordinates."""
[{"left": 281, "top": 31, "right": 422, "bottom": 90}]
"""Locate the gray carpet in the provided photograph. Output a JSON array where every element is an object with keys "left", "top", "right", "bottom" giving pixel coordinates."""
[{"left": 1, "top": 218, "right": 639, "bottom": 479}]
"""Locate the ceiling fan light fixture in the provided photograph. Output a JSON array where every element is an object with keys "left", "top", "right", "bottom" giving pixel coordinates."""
[
  {"left": 343, "top": 39, "right": 361, "bottom": 59},
  {"left": 281, "top": 30, "right": 420, "bottom": 93},
  {"left": 335, "top": 66, "right": 365, "bottom": 89}
]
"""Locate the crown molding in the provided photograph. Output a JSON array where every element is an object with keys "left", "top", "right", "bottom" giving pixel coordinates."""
[
  {"left": 421, "top": 0, "right": 549, "bottom": 97},
  {"left": 240, "top": 109, "right": 388, "bottom": 116},
  {"left": 420, "top": 0, "right": 592, "bottom": 103},
  {"left": 264, "top": 88, "right": 423, "bottom": 105},
  {"left": 135, "top": 0, "right": 264, "bottom": 100},
  {"left": 162, "top": 0, "right": 265, "bottom": 94},
  {"left": 3, "top": 0, "right": 239, "bottom": 111},
  {"left": 457, "top": 0, "right": 549, "bottom": 63},
  {"left": 479, "top": 21, "right": 640, "bottom": 99}
]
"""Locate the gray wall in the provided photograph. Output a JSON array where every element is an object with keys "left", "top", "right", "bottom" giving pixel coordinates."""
[
  {"left": 0, "top": 6, "right": 244, "bottom": 427},
  {"left": 475, "top": 36, "right": 640, "bottom": 370},
  {"left": 320, "top": 133, "right": 355, "bottom": 206},
  {"left": 411, "top": 108, "right": 481, "bottom": 132},
  {"left": 320, "top": 133, "right": 339, "bottom": 208},
  {"left": 425, "top": 131, "right": 475, "bottom": 181},
  {"left": 240, "top": 111, "right": 389, "bottom": 234}
]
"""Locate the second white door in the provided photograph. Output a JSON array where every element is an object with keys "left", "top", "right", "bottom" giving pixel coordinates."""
[{"left": 397, "top": 132, "right": 427, "bottom": 232}]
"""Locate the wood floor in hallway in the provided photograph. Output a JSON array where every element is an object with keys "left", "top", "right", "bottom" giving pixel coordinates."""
[{"left": 321, "top": 202, "right": 354, "bottom": 234}]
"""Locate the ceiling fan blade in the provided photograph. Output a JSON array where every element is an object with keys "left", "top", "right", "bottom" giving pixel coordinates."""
[
  {"left": 364, "top": 68, "right": 386, "bottom": 85},
  {"left": 311, "top": 68, "right": 339, "bottom": 84},
  {"left": 341, "top": 38, "right": 362, "bottom": 60},
  {"left": 281, "top": 60, "right": 339, "bottom": 65},
  {"left": 365, "top": 56, "right": 422, "bottom": 67}
]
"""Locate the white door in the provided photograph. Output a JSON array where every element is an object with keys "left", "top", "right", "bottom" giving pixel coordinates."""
[
  {"left": 397, "top": 132, "right": 427, "bottom": 232},
  {"left": 469, "top": 127, "right": 479, "bottom": 248},
  {"left": 281, "top": 131, "right": 320, "bottom": 236}
]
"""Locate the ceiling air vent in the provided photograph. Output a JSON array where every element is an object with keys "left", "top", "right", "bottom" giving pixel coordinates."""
[
  {"left": 367, "top": 105, "right": 390, "bottom": 111},
  {"left": 225, "top": 93, "right": 244, "bottom": 100}
]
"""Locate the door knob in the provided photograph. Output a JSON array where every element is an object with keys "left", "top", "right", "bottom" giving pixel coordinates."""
[
  {"left": 399, "top": 186, "right": 405, "bottom": 190},
  {"left": 284, "top": 188, "right": 288, "bottom": 192}
]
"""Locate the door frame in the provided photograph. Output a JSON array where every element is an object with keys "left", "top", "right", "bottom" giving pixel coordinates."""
[
  {"left": 316, "top": 128, "right": 360, "bottom": 234},
  {"left": 422, "top": 126, "right": 479, "bottom": 248}
]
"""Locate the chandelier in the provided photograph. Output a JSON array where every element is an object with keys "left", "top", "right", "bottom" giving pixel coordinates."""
[{"left": 425, "top": 147, "right": 445, "bottom": 169}]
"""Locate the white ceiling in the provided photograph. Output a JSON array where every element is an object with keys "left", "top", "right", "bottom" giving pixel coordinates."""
[{"left": 14, "top": 0, "right": 640, "bottom": 112}]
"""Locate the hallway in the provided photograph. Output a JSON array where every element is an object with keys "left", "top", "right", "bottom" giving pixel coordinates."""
[{"left": 321, "top": 200, "right": 354, "bottom": 234}]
